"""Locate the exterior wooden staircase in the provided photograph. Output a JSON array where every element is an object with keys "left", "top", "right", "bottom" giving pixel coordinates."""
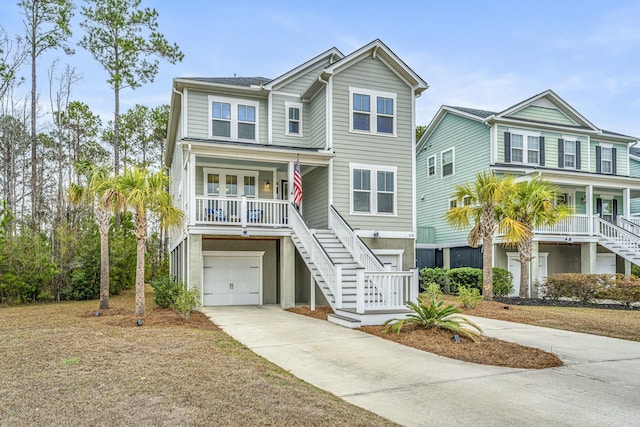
[{"left": 596, "top": 217, "right": 640, "bottom": 267}]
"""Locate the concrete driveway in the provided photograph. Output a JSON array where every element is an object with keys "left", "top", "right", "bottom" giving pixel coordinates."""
[{"left": 202, "top": 306, "right": 640, "bottom": 427}]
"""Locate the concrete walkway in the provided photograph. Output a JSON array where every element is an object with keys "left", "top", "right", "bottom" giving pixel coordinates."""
[{"left": 202, "top": 306, "right": 640, "bottom": 427}]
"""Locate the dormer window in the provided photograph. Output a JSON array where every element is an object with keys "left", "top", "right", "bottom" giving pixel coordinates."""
[{"left": 209, "top": 96, "right": 259, "bottom": 141}]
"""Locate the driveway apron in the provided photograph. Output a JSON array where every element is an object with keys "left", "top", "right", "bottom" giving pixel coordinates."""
[{"left": 202, "top": 306, "right": 640, "bottom": 427}]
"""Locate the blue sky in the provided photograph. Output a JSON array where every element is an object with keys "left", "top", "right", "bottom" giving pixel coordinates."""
[{"left": 2, "top": 0, "right": 640, "bottom": 140}]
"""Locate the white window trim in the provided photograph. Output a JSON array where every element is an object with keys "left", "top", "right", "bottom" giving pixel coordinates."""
[
  {"left": 348, "top": 87, "right": 397, "bottom": 137},
  {"left": 508, "top": 128, "right": 541, "bottom": 165},
  {"left": 427, "top": 154, "right": 436, "bottom": 177},
  {"left": 563, "top": 138, "right": 577, "bottom": 169},
  {"left": 600, "top": 145, "right": 613, "bottom": 174},
  {"left": 349, "top": 162, "right": 398, "bottom": 216},
  {"left": 448, "top": 198, "right": 458, "bottom": 209},
  {"left": 284, "top": 101, "right": 303, "bottom": 137},
  {"left": 441, "top": 147, "right": 455, "bottom": 178},
  {"left": 203, "top": 167, "right": 259, "bottom": 198},
  {"left": 208, "top": 95, "right": 260, "bottom": 142}
]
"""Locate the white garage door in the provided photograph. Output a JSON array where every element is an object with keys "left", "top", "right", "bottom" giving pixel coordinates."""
[{"left": 203, "top": 252, "right": 263, "bottom": 306}]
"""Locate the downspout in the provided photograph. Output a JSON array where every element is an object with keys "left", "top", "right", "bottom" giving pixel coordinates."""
[{"left": 173, "top": 87, "right": 185, "bottom": 139}]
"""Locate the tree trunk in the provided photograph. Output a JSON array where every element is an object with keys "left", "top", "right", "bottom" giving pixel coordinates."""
[
  {"left": 134, "top": 209, "right": 147, "bottom": 316},
  {"left": 113, "top": 85, "right": 121, "bottom": 228},
  {"left": 518, "top": 238, "right": 533, "bottom": 298},
  {"left": 482, "top": 235, "right": 494, "bottom": 301},
  {"left": 30, "top": 28, "right": 38, "bottom": 230},
  {"left": 98, "top": 208, "right": 111, "bottom": 310}
]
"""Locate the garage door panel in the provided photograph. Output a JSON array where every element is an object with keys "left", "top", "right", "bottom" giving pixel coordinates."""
[{"left": 202, "top": 253, "right": 262, "bottom": 306}]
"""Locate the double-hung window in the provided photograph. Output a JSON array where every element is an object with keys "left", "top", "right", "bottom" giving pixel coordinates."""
[
  {"left": 564, "top": 140, "right": 576, "bottom": 168},
  {"left": 427, "top": 155, "right": 436, "bottom": 177},
  {"left": 441, "top": 148, "right": 454, "bottom": 177},
  {"left": 349, "top": 87, "right": 396, "bottom": 136},
  {"left": 601, "top": 147, "right": 613, "bottom": 174},
  {"left": 285, "top": 102, "right": 303, "bottom": 136},
  {"left": 507, "top": 130, "right": 542, "bottom": 165},
  {"left": 209, "top": 96, "right": 259, "bottom": 141},
  {"left": 350, "top": 163, "right": 397, "bottom": 215}
]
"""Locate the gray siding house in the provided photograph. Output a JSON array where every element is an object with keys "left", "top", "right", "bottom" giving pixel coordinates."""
[
  {"left": 166, "top": 40, "right": 428, "bottom": 326},
  {"left": 417, "top": 90, "right": 640, "bottom": 297}
]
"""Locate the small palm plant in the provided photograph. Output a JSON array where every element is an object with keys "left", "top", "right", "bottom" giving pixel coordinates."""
[{"left": 383, "top": 297, "right": 484, "bottom": 342}]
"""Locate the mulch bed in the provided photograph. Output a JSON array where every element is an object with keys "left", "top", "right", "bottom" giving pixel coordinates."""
[
  {"left": 494, "top": 297, "right": 640, "bottom": 311},
  {"left": 286, "top": 305, "right": 563, "bottom": 369},
  {"left": 82, "top": 306, "right": 220, "bottom": 330}
]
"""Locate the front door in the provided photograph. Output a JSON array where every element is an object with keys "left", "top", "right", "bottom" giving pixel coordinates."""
[{"left": 507, "top": 253, "right": 548, "bottom": 297}]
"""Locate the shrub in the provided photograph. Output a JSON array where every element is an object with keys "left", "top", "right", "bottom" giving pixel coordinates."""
[
  {"left": 596, "top": 274, "right": 640, "bottom": 306},
  {"left": 544, "top": 273, "right": 606, "bottom": 303},
  {"left": 458, "top": 285, "right": 482, "bottom": 309},
  {"left": 150, "top": 276, "right": 181, "bottom": 308},
  {"left": 383, "top": 297, "right": 483, "bottom": 341},
  {"left": 492, "top": 267, "right": 514, "bottom": 297},
  {"left": 172, "top": 284, "right": 200, "bottom": 320},
  {"left": 423, "top": 282, "right": 443, "bottom": 301},
  {"left": 447, "top": 267, "right": 482, "bottom": 294},
  {"left": 419, "top": 267, "right": 450, "bottom": 293}
]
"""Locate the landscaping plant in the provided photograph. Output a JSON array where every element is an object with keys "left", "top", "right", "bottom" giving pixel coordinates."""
[
  {"left": 172, "top": 284, "right": 200, "bottom": 320},
  {"left": 492, "top": 267, "right": 514, "bottom": 297},
  {"left": 423, "top": 282, "right": 443, "bottom": 301},
  {"left": 383, "top": 297, "right": 483, "bottom": 342},
  {"left": 458, "top": 285, "right": 483, "bottom": 308}
]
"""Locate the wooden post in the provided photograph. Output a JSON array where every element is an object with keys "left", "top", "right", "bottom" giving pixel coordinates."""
[
  {"left": 310, "top": 272, "right": 316, "bottom": 311},
  {"left": 356, "top": 268, "right": 365, "bottom": 314}
]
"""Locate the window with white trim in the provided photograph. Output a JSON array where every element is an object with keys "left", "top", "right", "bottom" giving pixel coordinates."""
[
  {"left": 564, "top": 139, "right": 576, "bottom": 168},
  {"left": 285, "top": 102, "right": 302, "bottom": 136},
  {"left": 448, "top": 196, "right": 471, "bottom": 209},
  {"left": 427, "top": 155, "right": 436, "bottom": 177},
  {"left": 209, "top": 96, "right": 259, "bottom": 141},
  {"left": 441, "top": 148, "right": 454, "bottom": 177},
  {"left": 510, "top": 131, "right": 540, "bottom": 165},
  {"left": 349, "top": 87, "right": 396, "bottom": 136},
  {"left": 350, "top": 163, "right": 397, "bottom": 215},
  {"left": 601, "top": 146, "right": 613, "bottom": 174}
]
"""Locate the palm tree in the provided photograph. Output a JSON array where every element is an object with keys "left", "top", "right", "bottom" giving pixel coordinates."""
[
  {"left": 113, "top": 167, "right": 184, "bottom": 316},
  {"left": 501, "top": 178, "right": 570, "bottom": 298},
  {"left": 444, "top": 171, "right": 524, "bottom": 300},
  {"left": 68, "top": 166, "right": 123, "bottom": 309}
]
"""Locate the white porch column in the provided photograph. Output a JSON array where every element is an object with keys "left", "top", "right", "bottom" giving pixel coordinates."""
[
  {"left": 280, "top": 236, "right": 295, "bottom": 309},
  {"left": 624, "top": 187, "right": 631, "bottom": 219},
  {"left": 586, "top": 185, "right": 594, "bottom": 235},
  {"left": 581, "top": 242, "right": 597, "bottom": 274},
  {"left": 442, "top": 248, "right": 451, "bottom": 269},
  {"left": 310, "top": 272, "right": 316, "bottom": 311},
  {"left": 530, "top": 240, "right": 539, "bottom": 298},
  {"left": 189, "top": 151, "right": 197, "bottom": 226},
  {"left": 625, "top": 260, "right": 632, "bottom": 277},
  {"left": 188, "top": 234, "right": 203, "bottom": 299}
]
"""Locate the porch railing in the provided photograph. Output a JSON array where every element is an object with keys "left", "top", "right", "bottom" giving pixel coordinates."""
[
  {"left": 356, "top": 269, "right": 418, "bottom": 313},
  {"left": 535, "top": 214, "right": 590, "bottom": 234},
  {"left": 328, "top": 206, "right": 386, "bottom": 271},
  {"left": 194, "top": 196, "right": 289, "bottom": 227},
  {"left": 618, "top": 216, "right": 640, "bottom": 235}
]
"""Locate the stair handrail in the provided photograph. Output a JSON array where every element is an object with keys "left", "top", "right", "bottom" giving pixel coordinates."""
[
  {"left": 328, "top": 205, "right": 386, "bottom": 272},
  {"left": 289, "top": 205, "right": 340, "bottom": 304},
  {"left": 595, "top": 217, "right": 640, "bottom": 251},
  {"left": 617, "top": 216, "right": 640, "bottom": 236}
]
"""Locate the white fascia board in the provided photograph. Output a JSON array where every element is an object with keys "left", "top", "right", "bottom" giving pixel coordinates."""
[{"left": 264, "top": 47, "right": 344, "bottom": 91}]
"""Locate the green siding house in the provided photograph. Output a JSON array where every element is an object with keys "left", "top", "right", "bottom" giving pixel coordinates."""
[
  {"left": 417, "top": 90, "right": 640, "bottom": 297},
  {"left": 166, "top": 40, "right": 428, "bottom": 327}
]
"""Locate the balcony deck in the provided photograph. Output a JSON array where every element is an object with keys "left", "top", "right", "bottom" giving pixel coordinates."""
[{"left": 194, "top": 196, "right": 290, "bottom": 228}]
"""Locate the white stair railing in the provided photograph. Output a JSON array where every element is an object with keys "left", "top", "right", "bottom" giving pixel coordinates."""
[
  {"left": 289, "top": 206, "right": 341, "bottom": 308},
  {"left": 329, "top": 206, "right": 385, "bottom": 271},
  {"left": 357, "top": 270, "right": 418, "bottom": 313},
  {"left": 595, "top": 217, "right": 640, "bottom": 253},
  {"left": 617, "top": 216, "right": 640, "bottom": 236}
]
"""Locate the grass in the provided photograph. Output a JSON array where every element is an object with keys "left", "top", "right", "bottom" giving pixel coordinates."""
[
  {"left": 0, "top": 287, "right": 395, "bottom": 427},
  {"left": 447, "top": 295, "right": 640, "bottom": 342}
]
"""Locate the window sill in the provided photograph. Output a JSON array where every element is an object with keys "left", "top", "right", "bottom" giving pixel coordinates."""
[{"left": 348, "top": 129, "right": 397, "bottom": 138}]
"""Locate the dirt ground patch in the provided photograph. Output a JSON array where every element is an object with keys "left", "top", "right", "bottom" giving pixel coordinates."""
[
  {"left": 0, "top": 288, "right": 395, "bottom": 427},
  {"left": 287, "top": 306, "right": 562, "bottom": 369}
]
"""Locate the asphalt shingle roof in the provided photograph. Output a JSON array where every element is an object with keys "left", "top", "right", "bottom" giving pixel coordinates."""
[
  {"left": 182, "top": 77, "right": 272, "bottom": 87},
  {"left": 447, "top": 106, "right": 496, "bottom": 118}
]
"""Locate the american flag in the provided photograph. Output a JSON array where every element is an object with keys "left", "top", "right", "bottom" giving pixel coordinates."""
[{"left": 293, "top": 158, "right": 302, "bottom": 207}]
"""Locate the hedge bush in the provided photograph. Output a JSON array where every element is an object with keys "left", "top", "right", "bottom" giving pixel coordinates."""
[
  {"left": 447, "top": 267, "right": 482, "bottom": 294},
  {"left": 542, "top": 273, "right": 640, "bottom": 304},
  {"left": 150, "top": 276, "right": 181, "bottom": 308},
  {"left": 492, "top": 267, "right": 514, "bottom": 297},
  {"left": 419, "top": 267, "right": 450, "bottom": 293}
]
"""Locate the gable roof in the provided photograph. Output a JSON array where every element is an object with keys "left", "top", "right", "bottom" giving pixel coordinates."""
[
  {"left": 631, "top": 146, "right": 640, "bottom": 159},
  {"left": 448, "top": 106, "right": 495, "bottom": 118},
  {"left": 493, "top": 89, "right": 598, "bottom": 131},
  {"left": 264, "top": 47, "right": 343, "bottom": 91}
]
